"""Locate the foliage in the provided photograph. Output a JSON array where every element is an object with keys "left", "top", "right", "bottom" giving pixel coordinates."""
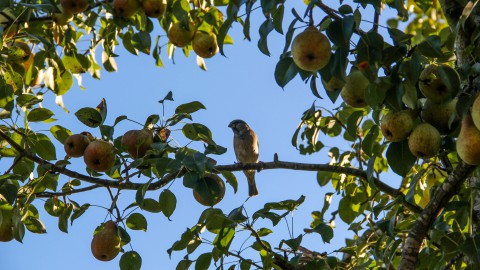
[{"left": 0, "top": 0, "right": 480, "bottom": 269}]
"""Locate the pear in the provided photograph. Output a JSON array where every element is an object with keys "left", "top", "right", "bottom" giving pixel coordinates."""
[
  {"left": 322, "top": 76, "right": 345, "bottom": 92},
  {"left": 408, "top": 123, "right": 441, "bottom": 159},
  {"left": 419, "top": 64, "right": 452, "bottom": 104},
  {"left": 471, "top": 94, "right": 480, "bottom": 130},
  {"left": 64, "top": 134, "right": 91, "bottom": 157},
  {"left": 91, "top": 221, "right": 121, "bottom": 261},
  {"left": 113, "top": 0, "right": 140, "bottom": 18},
  {"left": 192, "top": 31, "right": 218, "bottom": 59},
  {"left": 291, "top": 26, "right": 331, "bottom": 72},
  {"left": 83, "top": 140, "right": 116, "bottom": 172},
  {"left": 457, "top": 114, "right": 480, "bottom": 165},
  {"left": 60, "top": 0, "right": 89, "bottom": 14},
  {"left": 141, "top": 0, "right": 167, "bottom": 18},
  {"left": 0, "top": 202, "right": 14, "bottom": 242},
  {"left": 7, "top": 41, "right": 31, "bottom": 63},
  {"left": 421, "top": 98, "right": 458, "bottom": 134},
  {"left": 121, "top": 129, "right": 153, "bottom": 159},
  {"left": 381, "top": 110, "right": 415, "bottom": 142},
  {"left": 167, "top": 22, "right": 195, "bottom": 47},
  {"left": 193, "top": 173, "right": 225, "bottom": 207},
  {"left": 340, "top": 70, "right": 369, "bottom": 108}
]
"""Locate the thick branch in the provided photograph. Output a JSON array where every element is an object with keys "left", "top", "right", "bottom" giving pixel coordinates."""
[{"left": 398, "top": 161, "right": 474, "bottom": 270}]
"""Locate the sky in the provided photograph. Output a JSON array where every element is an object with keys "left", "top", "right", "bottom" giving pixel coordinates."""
[{"left": 1, "top": 1, "right": 402, "bottom": 269}]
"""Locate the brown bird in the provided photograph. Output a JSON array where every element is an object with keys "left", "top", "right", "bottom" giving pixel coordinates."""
[{"left": 228, "top": 119, "right": 259, "bottom": 196}]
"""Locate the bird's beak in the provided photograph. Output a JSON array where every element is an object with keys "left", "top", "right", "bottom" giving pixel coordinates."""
[{"left": 228, "top": 123, "right": 234, "bottom": 128}]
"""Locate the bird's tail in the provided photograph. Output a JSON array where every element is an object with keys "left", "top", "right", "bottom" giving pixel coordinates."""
[{"left": 244, "top": 170, "right": 258, "bottom": 197}]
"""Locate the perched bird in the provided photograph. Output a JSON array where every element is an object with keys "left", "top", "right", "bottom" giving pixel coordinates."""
[{"left": 228, "top": 119, "right": 259, "bottom": 196}]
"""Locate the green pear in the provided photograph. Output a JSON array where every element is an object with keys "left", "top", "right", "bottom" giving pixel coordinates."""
[
  {"left": 167, "top": 22, "right": 195, "bottom": 47},
  {"left": 192, "top": 31, "right": 218, "bottom": 59},
  {"left": 381, "top": 110, "right": 415, "bottom": 142},
  {"left": 113, "top": 0, "right": 140, "bottom": 18},
  {"left": 141, "top": 0, "right": 167, "bottom": 18},
  {"left": 91, "top": 221, "right": 121, "bottom": 261},
  {"left": 291, "top": 26, "right": 331, "bottom": 72},
  {"left": 121, "top": 129, "right": 153, "bottom": 158},
  {"left": 0, "top": 201, "right": 13, "bottom": 242},
  {"left": 419, "top": 64, "right": 452, "bottom": 104},
  {"left": 83, "top": 140, "right": 116, "bottom": 172},
  {"left": 457, "top": 114, "right": 480, "bottom": 165},
  {"left": 471, "top": 94, "right": 480, "bottom": 130},
  {"left": 60, "top": 0, "right": 89, "bottom": 14},
  {"left": 340, "top": 70, "right": 369, "bottom": 108},
  {"left": 322, "top": 76, "right": 345, "bottom": 92},
  {"left": 408, "top": 123, "right": 441, "bottom": 159},
  {"left": 421, "top": 98, "right": 458, "bottom": 134}
]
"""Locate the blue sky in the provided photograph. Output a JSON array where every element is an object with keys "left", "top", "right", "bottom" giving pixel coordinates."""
[{"left": 1, "top": 1, "right": 403, "bottom": 269}]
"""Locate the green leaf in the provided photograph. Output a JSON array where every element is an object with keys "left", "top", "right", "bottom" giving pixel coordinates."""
[
  {"left": 135, "top": 179, "right": 153, "bottom": 207},
  {"left": 141, "top": 198, "right": 162, "bottom": 213},
  {"left": 273, "top": 4, "right": 284, "bottom": 34},
  {"left": 258, "top": 19, "right": 274, "bottom": 56},
  {"left": 264, "top": 195, "right": 305, "bottom": 212},
  {"left": 195, "top": 253, "right": 212, "bottom": 270},
  {"left": 126, "top": 213, "right": 148, "bottom": 231},
  {"left": 182, "top": 123, "right": 215, "bottom": 144},
  {"left": 62, "top": 54, "right": 90, "bottom": 74},
  {"left": 417, "top": 35, "right": 443, "bottom": 58},
  {"left": 31, "top": 133, "right": 57, "bottom": 160},
  {"left": 176, "top": 260, "right": 193, "bottom": 270},
  {"left": 120, "top": 251, "right": 142, "bottom": 270},
  {"left": 75, "top": 107, "right": 103, "bottom": 128},
  {"left": 27, "top": 108, "right": 54, "bottom": 122},
  {"left": 159, "top": 91, "right": 174, "bottom": 103},
  {"left": 274, "top": 56, "right": 298, "bottom": 88},
  {"left": 326, "top": 16, "right": 354, "bottom": 49},
  {"left": 312, "top": 223, "right": 334, "bottom": 243},
  {"left": 50, "top": 125, "right": 72, "bottom": 144},
  {"left": 132, "top": 31, "right": 152, "bottom": 55},
  {"left": 221, "top": 171, "right": 237, "bottom": 193},
  {"left": 283, "top": 234, "right": 302, "bottom": 251},
  {"left": 386, "top": 140, "right": 416, "bottom": 177},
  {"left": 338, "top": 196, "right": 360, "bottom": 224},
  {"left": 159, "top": 189, "right": 176, "bottom": 218},
  {"left": 175, "top": 101, "right": 206, "bottom": 114}
]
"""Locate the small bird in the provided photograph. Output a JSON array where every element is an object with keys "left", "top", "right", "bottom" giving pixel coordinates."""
[{"left": 228, "top": 119, "right": 259, "bottom": 196}]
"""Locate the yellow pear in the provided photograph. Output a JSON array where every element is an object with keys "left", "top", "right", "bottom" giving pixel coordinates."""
[
  {"left": 419, "top": 64, "right": 452, "bottom": 104},
  {"left": 91, "top": 221, "right": 121, "bottom": 261},
  {"left": 291, "top": 26, "right": 331, "bottom": 71},
  {"left": 457, "top": 114, "right": 480, "bottom": 165},
  {"left": 471, "top": 94, "right": 480, "bottom": 130},
  {"left": 322, "top": 76, "right": 345, "bottom": 92},
  {"left": 141, "top": 0, "right": 167, "bottom": 18},
  {"left": 340, "top": 70, "right": 369, "bottom": 108},
  {"left": 113, "top": 0, "right": 140, "bottom": 18},
  {"left": 167, "top": 22, "right": 195, "bottom": 47},
  {"left": 421, "top": 98, "right": 458, "bottom": 134},
  {"left": 192, "top": 31, "right": 218, "bottom": 59},
  {"left": 381, "top": 110, "right": 415, "bottom": 142},
  {"left": 408, "top": 123, "right": 441, "bottom": 159}
]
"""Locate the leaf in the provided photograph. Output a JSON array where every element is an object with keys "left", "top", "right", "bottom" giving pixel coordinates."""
[
  {"left": 159, "top": 91, "right": 174, "bottom": 103},
  {"left": 135, "top": 179, "right": 153, "bottom": 207},
  {"left": 141, "top": 198, "right": 162, "bottom": 213},
  {"left": 126, "top": 213, "right": 148, "bottom": 231},
  {"left": 312, "top": 223, "right": 334, "bottom": 243},
  {"left": 326, "top": 16, "right": 354, "bottom": 49},
  {"left": 283, "top": 234, "right": 302, "bottom": 251},
  {"left": 274, "top": 57, "right": 298, "bottom": 88},
  {"left": 175, "top": 101, "right": 206, "bottom": 114},
  {"left": 221, "top": 171, "right": 237, "bottom": 193},
  {"left": 195, "top": 253, "right": 212, "bottom": 270},
  {"left": 386, "top": 140, "right": 416, "bottom": 177},
  {"left": 258, "top": 19, "right": 274, "bottom": 56},
  {"left": 120, "top": 251, "right": 142, "bottom": 270},
  {"left": 416, "top": 35, "right": 443, "bottom": 58},
  {"left": 159, "top": 189, "right": 176, "bottom": 218},
  {"left": 338, "top": 196, "right": 360, "bottom": 224},
  {"left": 182, "top": 123, "right": 215, "bottom": 145},
  {"left": 75, "top": 107, "right": 103, "bottom": 128},
  {"left": 32, "top": 133, "right": 57, "bottom": 160},
  {"left": 132, "top": 31, "right": 152, "bottom": 55},
  {"left": 27, "top": 108, "right": 54, "bottom": 122},
  {"left": 50, "top": 125, "right": 72, "bottom": 144}
]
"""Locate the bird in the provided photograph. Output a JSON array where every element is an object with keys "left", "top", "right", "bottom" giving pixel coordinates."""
[{"left": 228, "top": 119, "right": 259, "bottom": 196}]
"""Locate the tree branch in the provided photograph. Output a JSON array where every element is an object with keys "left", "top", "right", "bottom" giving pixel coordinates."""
[
  {"left": 398, "top": 161, "right": 474, "bottom": 270},
  {"left": 35, "top": 184, "right": 102, "bottom": 198}
]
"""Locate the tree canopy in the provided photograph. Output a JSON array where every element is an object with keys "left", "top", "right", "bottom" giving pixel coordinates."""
[{"left": 1, "top": 0, "right": 480, "bottom": 269}]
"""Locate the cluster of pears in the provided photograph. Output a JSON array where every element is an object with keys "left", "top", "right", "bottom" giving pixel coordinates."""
[
  {"left": 91, "top": 220, "right": 122, "bottom": 261},
  {"left": 457, "top": 95, "right": 480, "bottom": 165},
  {"left": 63, "top": 129, "right": 154, "bottom": 172},
  {"left": 167, "top": 21, "right": 219, "bottom": 59},
  {"left": 113, "top": 0, "right": 167, "bottom": 18},
  {"left": 52, "top": 0, "right": 90, "bottom": 25},
  {"left": 291, "top": 25, "right": 332, "bottom": 72}
]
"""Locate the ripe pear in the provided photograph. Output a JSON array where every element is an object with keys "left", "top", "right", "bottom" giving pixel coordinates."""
[
  {"left": 0, "top": 202, "right": 14, "bottom": 242},
  {"left": 408, "top": 123, "right": 441, "bottom": 159},
  {"left": 141, "top": 0, "right": 166, "bottom": 18},
  {"left": 421, "top": 98, "right": 458, "bottom": 134},
  {"left": 91, "top": 221, "right": 121, "bottom": 261},
  {"left": 291, "top": 26, "right": 331, "bottom": 72},
  {"left": 83, "top": 140, "right": 116, "bottom": 172},
  {"left": 193, "top": 173, "right": 225, "bottom": 207},
  {"left": 64, "top": 134, "right": 91, "bottom": 157},
  {"left": 113, "top": 0, "right": 140, "bottom": 18},
  {"left": 322, "top": 76, "right": 345, "bottom": 92},
  {"left": 192, "top": 31, "right": 218, "bottom": 59},
  {"left": 419, "top": 64, "right": 452, "bottom": 104},
  {"left": 456, "top": 114, "right": 480, "bottom": 165},
  {"left": 60, "top": 0, "right": 89, "bottom": 14},
  {"left": 471, "top": 94, "right": 480, "bottom": 130},
  {"left": 340, "top": 70, "right": 369, "bottom": 108},
  {"left": 381, "top": 110, "right": 415, "bottom": 142},
  {"left": 121, "top": 129, "right": 153, "bottom": 159},
  {"left": 167, "top": 22, "right": 195, "bottom": 47}
]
